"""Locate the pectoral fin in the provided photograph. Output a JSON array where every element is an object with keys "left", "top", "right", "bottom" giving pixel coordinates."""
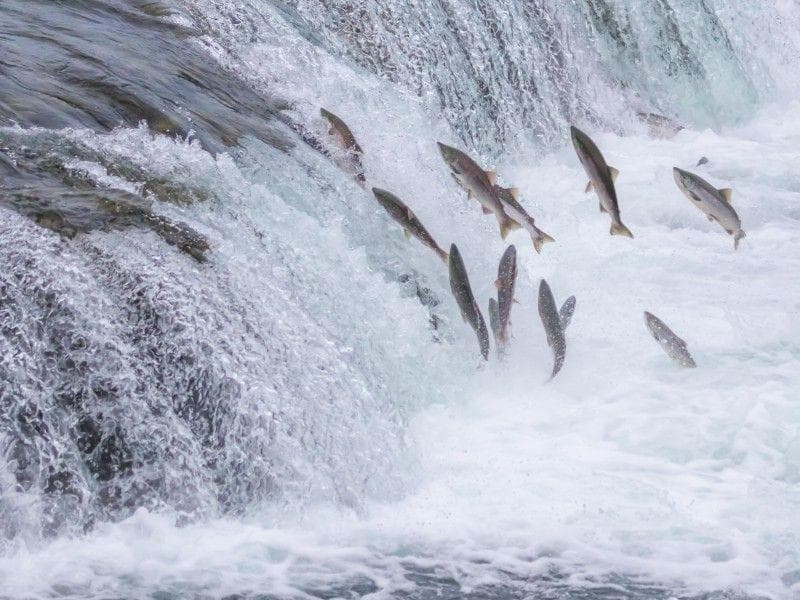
[
  {"left": 403, "top": 229, "right": 412, "bottom": 240},
  {"left": 485, "top": 170, "right": 497, "bottom": 185},
  {"left": 508, "top": 187, "right": 520, "bottom": 200},
  {"left": 609, "top": 166, "right": 619, "bottom": 181},
  {"left": 494, "top": 278, "right": 502, "bottom": 290},
  {"left": 482, "top": 206, "right": 492, "bottom": 214},
  {"left": 719, "top": 188, "right": 733, "bottom": 202},
  {"left": 584, "top": 180, "right": 594, "bottom": 193},
  {"left": 599, "top": 202, "right": 607, "bottom": 213}
]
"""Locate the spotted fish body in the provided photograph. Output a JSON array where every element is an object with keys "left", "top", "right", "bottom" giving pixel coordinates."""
[
  {"left": 494, "top": 245, "right": 517, "bottom": 347},
  {"left": 644, "top": 311, "right": 696, "bottom": 368},
  {"left": 538, "top": 279, "right": 566, "bottom": 378},
  {"left": 488, "top": 298, "right": 501, "bottom": 349},
  {"left": 558, "top": 295, "right": 576, "bottom": 330},
  {"left": 448, "top": 244, "right": 490, "bottom": 360}
]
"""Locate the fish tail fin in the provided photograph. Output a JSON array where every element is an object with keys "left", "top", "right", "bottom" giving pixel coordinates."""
[
  {"left": 499, "top": 217, "right": 518, "bottom": 239},
  {"left": 532, "top": 230, "right": 556, "bottom": 254},
  {"left": 734, "top": 230, "right": 746, "bottom": 250},
  {"left": 610, "top": 222, "right": 634, "bottom": 238}
]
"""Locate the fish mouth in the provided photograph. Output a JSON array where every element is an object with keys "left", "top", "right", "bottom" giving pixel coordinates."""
[
  {"left": 569, "top": 125, "right": 584, "bottom": 146},
  {"left": 436, "top": 141, "right": 455, "bottom": 162},
  {"left": 672, "top": 167, "right": 688, "bottom": 188},
  {"left": 569, "top": 126, "right": 590, "bottom": 156}
]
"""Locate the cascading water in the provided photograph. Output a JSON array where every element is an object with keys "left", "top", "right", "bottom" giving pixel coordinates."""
[{"left": 0, "top": 0, "right": 799, "bottom": 598}]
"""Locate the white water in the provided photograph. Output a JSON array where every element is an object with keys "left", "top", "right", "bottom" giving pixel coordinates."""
[
  {"left": 1, "top": 1, "right": 799, "bottom": 598},
  {"left": 2, "top": 100, "right": 799, "bottom": 597}
]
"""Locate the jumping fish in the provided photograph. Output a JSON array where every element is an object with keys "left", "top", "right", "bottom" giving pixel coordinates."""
[
  {"left": 320, "top": 108, "right": 366, "bottom": 183},
  {"left": 636, "top": 111, "right": 685, "bottom": 139},
  {"left": 493, "top": 245, "right": 517, "bottom": 348},
  {"left": 372, "top": 188, "right": 448, "bottom": 262},
  {"left": 643, "top": 311, "right": 696, "bottom": 368},
  {"left": 448, "top": 243, "right": 490, "bottom": 360},
  {"left": 570, "top": 126, "right": 633, "bottom": 238},
  {"left": 437, "top": 142, "right": 519, "bottom": 239},
  {"left": 673, "top": 167, "right": 745, "bottom": 249},
  {"left": 493, "top": 185, "right": 555, "bottom": 253},
  {"left": 538, "top": 279, "right": 566, "bottom": 379}
]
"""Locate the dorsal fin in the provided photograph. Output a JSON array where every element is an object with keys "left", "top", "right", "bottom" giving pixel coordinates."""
[
  {"left": 719, "top": 188, "right": 733, "bottom": 202},
  {"left": 406, "top": 207, "right": 414, "bottom": 220},
  {"left": 508, "top": 187, "right": 520, "bottom": 200},
  {"left": 609, "top": 166, "right": 619, "bottom": 181},
  {"left": 584, "top": 180, "right": 594, "bottom": 193},
  {"left": 494, "top": 278, "right": 502, "bottom": 290},
  {"left": 403, "top": 228, "right": 411, "bottom": 240},
  {"left": 485, "top": 170, "right": 497, "bottom": 185}
]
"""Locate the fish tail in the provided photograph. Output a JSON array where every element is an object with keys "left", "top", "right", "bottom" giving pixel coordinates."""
[
  {"left": 733, "top": 229, "right": 746, "bottom": 250},
  {"left": 610, "top": 221, "right": 634, "bottom": 238},
  {"left": 532, "top": 229, "right": 555, "bottom": 254}
]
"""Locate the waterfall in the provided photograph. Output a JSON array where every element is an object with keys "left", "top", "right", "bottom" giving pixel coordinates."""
[{"left": 0, "top": 0, "right": 798, "bottom": 597}]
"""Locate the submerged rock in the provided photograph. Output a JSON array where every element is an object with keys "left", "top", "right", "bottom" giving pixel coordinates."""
[{"left": 0, "top": 148, "right": 210, "bottom": 262}]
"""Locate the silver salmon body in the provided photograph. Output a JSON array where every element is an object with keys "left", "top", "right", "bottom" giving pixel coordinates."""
[
  {"left": 493, "top": 185, "right": 555, "bottom": 253},
  {"left": 570, "top": 126, "right": 633, "bottom": 238},
  {"left": 371, "top": 188, "right": 448, "bottom": 262},
  {"left": 673, "top": 167, "right": 745, "bottom": 249},
  {"left": 437, "top": 142, "right": 518, "bottom": 239},
  {"left": 644, "top": 311, "right": 696, "bottom": 368},
  {"left": 448, "top": 243, "right": 490, "bottom": 360},
  {"left": 538, "top": 279, "right": 566, "bottom": 379}
]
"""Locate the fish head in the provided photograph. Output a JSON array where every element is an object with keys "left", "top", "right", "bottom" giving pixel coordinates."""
[
  {"left": 570, "top": 126, "right": 591, "bottom": 158},
  {"left": 437, "top": 142, "right": 463, "bottom": 172},
  {"left": 672, "top": 167, "right": 693, "bottom": 193},
  {"left": 447, "top": 243, "right": 463, "bottom": 282},
  {"left": 500, "top": 244, "right": 517, "bottom": 269},
  {"left": 643, "top": 311, "right": 669, "bottom": 342},
  {"left": 371, "top": 187, "right": 395, "bottom": 210}
]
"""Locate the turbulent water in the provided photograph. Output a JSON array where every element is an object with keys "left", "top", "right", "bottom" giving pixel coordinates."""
[{"left": 1, "top": 0, "right": 799, "bottom": 598}]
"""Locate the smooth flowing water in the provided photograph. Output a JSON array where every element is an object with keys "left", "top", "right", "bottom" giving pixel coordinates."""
[{"left": 0, "top": 1, "right": 798, "bottom": 598}]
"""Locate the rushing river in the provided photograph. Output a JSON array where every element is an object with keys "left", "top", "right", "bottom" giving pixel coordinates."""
[{"left": 0, "top": 1, "right": 799, "bottom": 598}]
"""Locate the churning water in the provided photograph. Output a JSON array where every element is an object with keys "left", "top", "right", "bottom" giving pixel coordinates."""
[{"left": 0, "top": 0, "right": 799, "bottom": 598}]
